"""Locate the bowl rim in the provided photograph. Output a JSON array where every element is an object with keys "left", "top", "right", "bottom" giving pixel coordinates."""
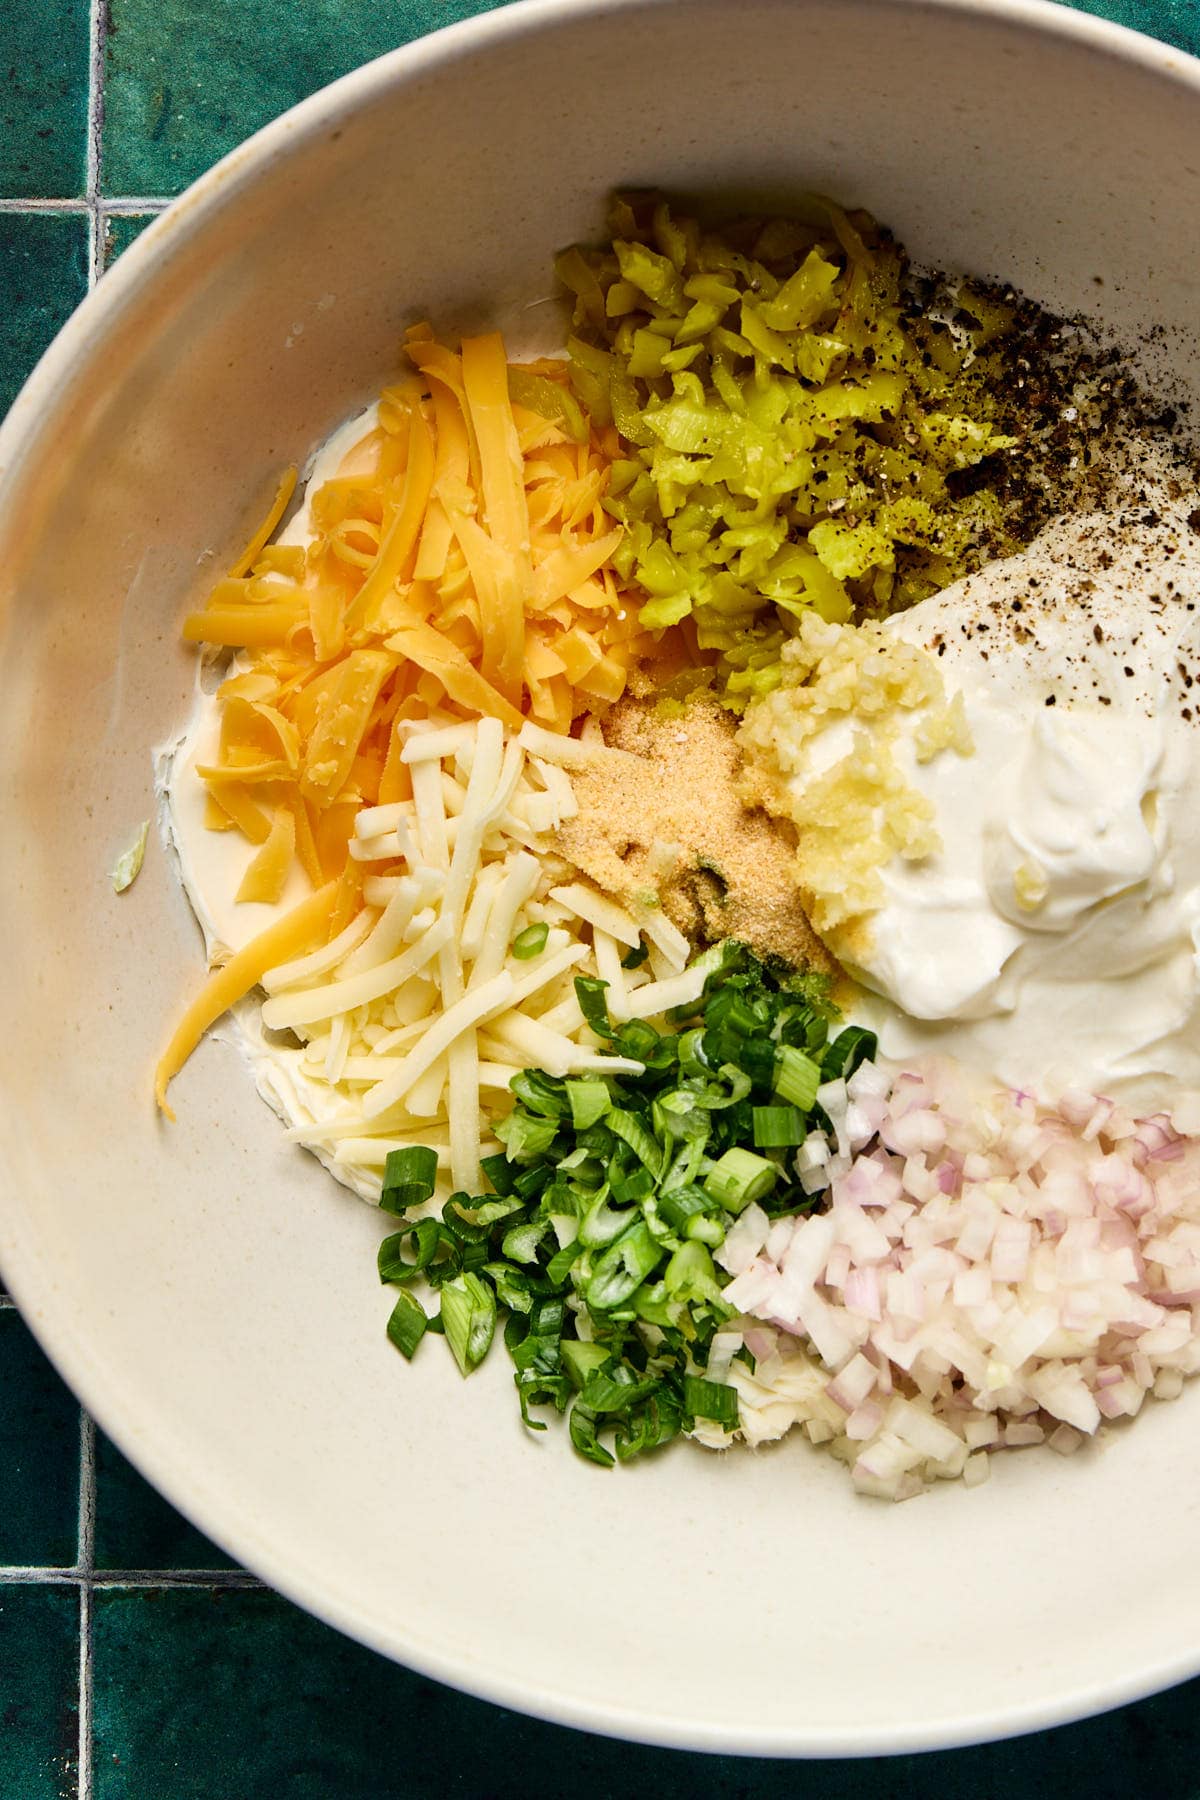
[{"left": 3, "top": 0, "right": 1200, "bottom": 1758}]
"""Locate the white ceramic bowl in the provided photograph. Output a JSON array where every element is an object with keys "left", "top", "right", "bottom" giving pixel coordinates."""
[{"left": 3, "top": 0, "right": 1200, "bottom": 1757}]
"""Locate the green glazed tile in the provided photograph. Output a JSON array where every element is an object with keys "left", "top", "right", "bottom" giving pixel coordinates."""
[
  {"left": 100, "top": 212, "right": 160, "bottom": 269},
  {"left": 1063, "top": 0, "right": 1200, "bottom": 54},
  {"left": 86, "top": 1581, "right": 1200, "bottom": 1800},
  {"left": 102, "top": 0, "right": 517, "bottom": 198},
  {"left": 0, "top": 1311, "right": 80, "bottom": 1568},
  {"left": 97, "top": 0, "right": 1200, "bottom": 200},
  {"left": 93, "top": 1432, "right": 235, "bottom": 1572},
  {"left": 0, "top": 0, "right": 90, "bottom": 199},
  {"left": 0, "top": 1585, "right": 79, "bottom": 1800},
  {"left": 0, "top": 212, "right": 89, "bottom": 419}
]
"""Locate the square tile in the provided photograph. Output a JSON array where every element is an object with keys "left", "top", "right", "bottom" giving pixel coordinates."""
[
  {"left": 0, "top": 211, "right": 89, "bottom": 417},
  {"left": 101, "top": 0, "right": 517, "bottom": 198},
  {"left": 0, "top": 0, "right": 90, "bottom": 198},
  {"left": 100, "top": 211, "right": 158, "bottom": 269},
  {"left": 93, "top": 1432, "right": 235, "bottom": 1572},
  {"left": 0, "top": 1585, "right": 79, "bottom": 1800},
  {"left": 0, "top": 1311, "right": 80, "bottom": 1569},
  {"left": 85, "top": 1580, "right": 1200, "bottom": 1800},
  {"left": 1072, "top": 0, "right": 1200, "bottom": 52}
]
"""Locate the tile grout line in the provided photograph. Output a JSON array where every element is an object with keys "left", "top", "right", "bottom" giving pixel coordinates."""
[
  {"left": 76, "top": 1412, "right": 96, "bottom": 1800},
  {"left": 84, "top": 0, "right": 107, "bottom": 282},
  {"left": 0, "top": 197, "right": 172, "bottom": 213},
  {"left": 0, "top": 1567, "right": 264, "bottom": 1588},
  {"left": 80, "top": 7, "right": 105, "bottom": 1773}
]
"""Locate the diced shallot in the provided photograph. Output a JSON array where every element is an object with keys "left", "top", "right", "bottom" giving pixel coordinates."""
[{"left": 700, "top": 1054, "right": 1200, "bottom": 1501}]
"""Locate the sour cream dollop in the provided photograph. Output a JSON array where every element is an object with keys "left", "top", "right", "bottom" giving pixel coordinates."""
[{"left": 845, "top": 502, "right": 1200, "bottom": 1109}]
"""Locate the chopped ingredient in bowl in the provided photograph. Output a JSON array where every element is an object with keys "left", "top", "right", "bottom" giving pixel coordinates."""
[
  {"left": 376, "top": 942, "right": 871, "bottom": 1466},
  {"left": 559, "top": 193, "right": 1022, "bottom": 702},
  {"left": 111, "top": 819, "right": 150, "bottom": 893},
  {"left": 737, "top": 610, "right": 973, "bottom": 959},
  {"left": 701, "top": 1058, "right": 1200, "bottom": 1500}
]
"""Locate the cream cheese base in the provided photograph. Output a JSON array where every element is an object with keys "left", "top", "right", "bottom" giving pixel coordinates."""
[{"left": 836, "top": 498, "right": 1200, "bottom": 1113}]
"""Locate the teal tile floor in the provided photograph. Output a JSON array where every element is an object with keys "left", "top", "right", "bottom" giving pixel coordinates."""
[{"left": 4, "top": 0, "right": 1200, "bottom": 1792}]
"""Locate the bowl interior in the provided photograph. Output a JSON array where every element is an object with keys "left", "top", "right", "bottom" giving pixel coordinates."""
[{"left": 2, "top": 0, "right": 1200, "bottom": 1755}]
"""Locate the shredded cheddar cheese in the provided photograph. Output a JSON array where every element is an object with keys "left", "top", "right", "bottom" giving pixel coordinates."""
[{"left": 178, "top": 329, "right": 697, "bottom": 913}]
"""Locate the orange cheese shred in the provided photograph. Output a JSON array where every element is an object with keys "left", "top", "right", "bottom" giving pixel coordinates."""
[
  {"left": 299, "top": 647, "right": 393, "bottom": 806},
  {"left": 234, "top": 806, "right": 296, "bottom": 905},
  {"left": 460, "top": 332, "right": 531, "bottom": 705},
  {"left": 226, "top": 466, "right": 298, "bottom": 580},
  {"left": 204, "top": 780, "right": 272, "bottom": 845},
  {"left": 344, "top": 397, "right": 436, "bottom": 630},
  {"left": 154, "top": 880, "right": 337, "bottom": 1118}
]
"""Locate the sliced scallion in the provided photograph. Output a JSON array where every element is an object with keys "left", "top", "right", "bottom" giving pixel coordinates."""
[
  {"left": 822, "top": 1025, "right": 878, "bottom": 1081},
  {"left": 565, "top": 1076, "right": 611, "bottom": 1131},
  {"left": 773, "top": 1044, "right": 822, "bottom": 1111},
  {"left": 512, "top": 922, "right": 549, "bottom": 960},
  {"left": 703, "top": 1146, "right": 778, "bottom": 1212},
  {"left": 752, "top": 1103, "right": 808, "bottom": 1148},
  {"left": 683, "top": 1375, "right": 739, "bottom": 1428},
  {"left": 560, "top": 1339, "right": 612, "bottom": 1389},
  {"left": 386, "top": 1290, "right": 428, "bottom": 1360},
  {"left": 439, "top": 1273, "right": 497, "bottom": 1375},
  {"left": 370, "top": 939, "right": 861, "bottom": 1471},
  {"left": 380, "top": 1144, "right": 440, "bottom": 1216}
]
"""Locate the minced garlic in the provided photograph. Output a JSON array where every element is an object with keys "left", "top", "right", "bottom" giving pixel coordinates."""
[{"left": 737, "top": 613, "right": 973, "bottom": 956}]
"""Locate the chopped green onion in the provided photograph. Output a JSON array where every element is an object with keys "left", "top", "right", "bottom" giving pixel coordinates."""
[
  {"left": 683, "top": 1375, "right": 739, "bottom": 1428},
  {"left": 495, "top": 1109, "right": 560, "bottom": 1164},
  {"left": 372, "top": 941, "right": 850, "bottom": 1470},
  {"left": 480, "top": 1151, "right": 517, "bottom": 1196},
  {"left": 615, "top": 1389, "right": 682, "bottom": 1461},
  {"left": 560, "top": 1339, "right": 612, "bottom": 1388},
  {"left": 773, "top": 1044, "right": 822, "bottom": 1111},
  {"left": 377, "top": 1216, "right": 443, "bottom": 1284},
  {"left": 684, "top": 1212, "right": 725, "bottom": 1247},
  {"left": 386, "top": 1290, "right": 428, "bottom": 1360},
  {"left": 574, "top": 975, "right": 615, "bottom": 1039},
  {"left": 752, "top": 1103, "right": 808, "bottom": 1148},
  {"left": 677, "top": 1027, "right": 709, "bottom": 1077},
  {"left": 620, "top": 941, "right": 649, "bottom": 969},
  {"left": 607, "top": 1108, "right": 665, "bottom": 1180},
  {"left": 655, "top": 1186, "right": 711, "bottom": 1233},
  {"left": 615, "top": 1018, "right": 666, "bottom": 1062},
  {"left": 500, "top": 1217, "right": 547, "bottom": 1264},
  {"left": 439, "top": 1274, "right": 497, "bottom": 1375},
  {"left": 653, "top": 1088, "right": 711, "bottom": 1144},
  {"left": 580, "top": 1191, "right": 638, "bottom": 1248},
  {"left": 510, "top": 1068, "right": 569, "bottom": 1117},
  {"left": 512, "top": 922, "right": 549, "bottom": 960},
  {"left": 569, "top": 1403, "right": 615, "bottom": 1469},
  {"left": 822, "top": 1025, "right": 878, "bottom": 1081},
  {"left": 704, "top": 1146, "right": 778, "bottom": 1212},
  {"left": 586, "top": 1220, "right": 662, "bottom": 1310},
  {"left": 565, "top": 1076, "right": 611, "bottom": 1131},
  {"left": 380, "top": 1145, "right": 440, "bottom": 1216},
  {"left": 484, "top": 1262, "right": 535, "bottom": 1314},
  {"left": 546, "top": 1237, "right": 581, "bottom": 1285},
  {"left": 579, "top": 1367, "right": 659, "bottom": 1415},
  {"left": 662, "top": 1240, "right": 723, "bottom": 1305}
]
